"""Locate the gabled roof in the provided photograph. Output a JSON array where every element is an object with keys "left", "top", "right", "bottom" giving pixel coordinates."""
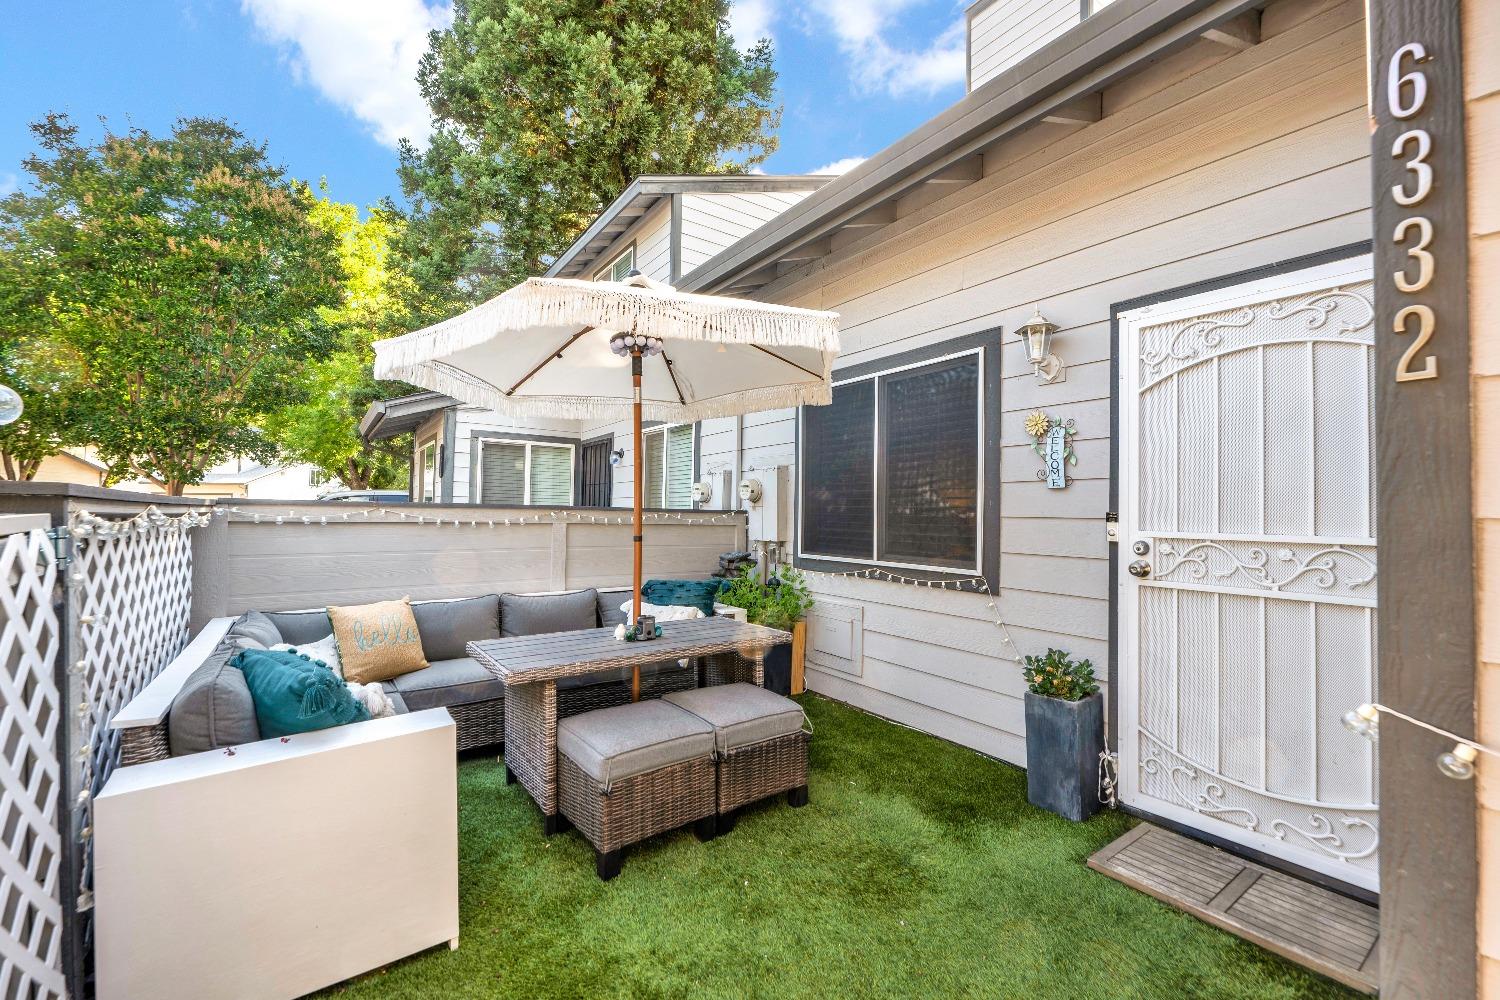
[
  {"left": 681, "top": 0, "right": 1260, "bottom": 296},
  {"left": 545, "top": 174, "right": 831, "bottom": 281},
  {"left": 359, "top": 390, "right": 457, "bottom": 441}
]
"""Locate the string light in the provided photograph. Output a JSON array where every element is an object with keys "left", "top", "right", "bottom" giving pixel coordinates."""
[
  {"left": 783, "top": 561, "right": 1023, "bottom": 664},
  {"left": 1343, "top": 701, "right": 1499, "bottom": 781}
]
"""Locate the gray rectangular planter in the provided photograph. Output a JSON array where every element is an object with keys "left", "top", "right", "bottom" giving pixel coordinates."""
[{"left": 1024, "top": 691, "right": 1104, "bottom": 822}]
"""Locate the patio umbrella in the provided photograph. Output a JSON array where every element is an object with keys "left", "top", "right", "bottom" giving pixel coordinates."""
[{"left": 373, "top": 273, "right": 839, "bottom": 697}]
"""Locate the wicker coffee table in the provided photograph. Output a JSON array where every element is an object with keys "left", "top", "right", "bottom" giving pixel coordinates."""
[{"left": 469, "top": 617, "right": 790, "bottom": 833}]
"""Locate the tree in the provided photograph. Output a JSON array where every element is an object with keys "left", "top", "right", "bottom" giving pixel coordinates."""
[
  {"left": 397, "top": 0, "right": 779, "bottom": 304},
  {"left": 264, "top": 194, "right": 415, "bottom": 491},
  {"left": 0, "top": 115, "right": 342, "bottom": 494},
  {"left": 0, "top": 218, "right": 88, "bottom": 479}
]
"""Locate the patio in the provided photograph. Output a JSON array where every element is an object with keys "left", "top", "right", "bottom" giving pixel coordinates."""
[{"left": 319, "top": 695, "right": 1356, "bottom": 1000}]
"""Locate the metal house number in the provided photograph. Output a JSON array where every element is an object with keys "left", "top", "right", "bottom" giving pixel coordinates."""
[{"left": 1387, "top": 42, "right": 1438, "bottom": 383}]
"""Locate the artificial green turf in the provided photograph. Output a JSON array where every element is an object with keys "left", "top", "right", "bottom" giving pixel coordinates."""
[{"left": 319, "top": 695, "right": 1358, "bottom": 1000}]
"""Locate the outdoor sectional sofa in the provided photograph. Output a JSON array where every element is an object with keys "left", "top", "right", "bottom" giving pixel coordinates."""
[{"left": 115, "top": 585, "right": 697, "bottom": 765}]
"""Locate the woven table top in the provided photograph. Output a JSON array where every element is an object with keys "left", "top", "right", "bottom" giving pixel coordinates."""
[{"left": 468, "top": 616, "right": 791, "bottom": 685}]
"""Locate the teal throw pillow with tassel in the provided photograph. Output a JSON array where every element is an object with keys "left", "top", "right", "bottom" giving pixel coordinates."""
[{"left": 231, "top": 647, "right": 371, "bottom": 739}]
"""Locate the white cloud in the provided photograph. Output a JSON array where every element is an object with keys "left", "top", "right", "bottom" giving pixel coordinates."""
[
  {"left": 241, "top": 0, "right": 452, "bottom": 149},
  {"left": 810, "top": 156, "right": 867, "bottom": 175},
  {"left": 727, "top": 0, "right": 776, "bottom": 49},
  {"left": 803, "top": 1, "right": 966, "bottom": 98}
]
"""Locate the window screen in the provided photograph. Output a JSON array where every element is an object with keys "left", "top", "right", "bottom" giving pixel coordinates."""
[
  {"left": 529, "top": 445, "right": 574, "bottom": 505},
  {"left": 878, "top": 356, "right": 979, "bottom": 567},
  {"left": 801, "top": 378, "right": 875, "bottom": 559},
  {"left": 643, "top": 431, "right": 665, "bottom": 508},
  {"left": 665, "top": 424, "right": 694, "bottom": 507},
  {"left": 480, "top": 442, "right": 526, "bottom": 504}
]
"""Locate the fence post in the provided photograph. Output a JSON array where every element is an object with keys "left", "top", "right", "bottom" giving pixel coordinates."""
[{"left": 50, "top": 519, "right": 89, "bottom": 1000}]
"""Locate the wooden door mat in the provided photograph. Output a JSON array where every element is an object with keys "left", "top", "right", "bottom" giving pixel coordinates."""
[{"left": 1088, "top": 823, "right": 1378, "bottom": 994}]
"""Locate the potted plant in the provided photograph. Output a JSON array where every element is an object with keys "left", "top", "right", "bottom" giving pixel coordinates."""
[
  {"left": 1021, "top": 648, "right": 1103, "bottom": 821},
  {"left": 716, "top": 566, "right": 813, "bottom": 695}
]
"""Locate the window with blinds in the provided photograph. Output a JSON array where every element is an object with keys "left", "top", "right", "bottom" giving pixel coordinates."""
[
  {"left": 800, "top": 351, "right": 982, "bottom": 571},
  {"left": 641, "top": 424, "right": 694, "bottom": 508},
  {"left": 600, "top": 246, "right": 635, "bottom": 282},
  {"left": 479, "top": 439, "right": 575, "bottom": 505}
]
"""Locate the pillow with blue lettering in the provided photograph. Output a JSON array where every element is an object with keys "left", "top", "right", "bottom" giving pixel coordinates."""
[
  {"left": 231, "top": 648, "right": 370, "bottom": 739},
  {"left": 327, "top": 597, "right": 430, "bottom": 684}
]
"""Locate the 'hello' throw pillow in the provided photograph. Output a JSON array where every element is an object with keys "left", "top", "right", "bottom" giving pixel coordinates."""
[{"left": 327, "top": 597, "right": 429, "bottom": 684}]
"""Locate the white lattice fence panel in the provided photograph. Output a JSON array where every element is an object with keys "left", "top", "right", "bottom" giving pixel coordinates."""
[
  {"left": 0, "top": 527, "right": 64, "bottom": 1000},
  {"left": 68, "top": 511, "right": 197, "bottom": 917}
]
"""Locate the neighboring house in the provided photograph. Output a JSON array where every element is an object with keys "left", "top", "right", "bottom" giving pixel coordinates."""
[
  {"left": 123, "top": 458, "right": 326, "bottom": 500},
  {"left": 31, "top": 448, "right": 109, "bottom": 487},
  {"left": 363, "top": 175, "right": 829, "bottom": 508},
  {"left": 357, "top": 1, "right": 1498, "bottom": 992}
]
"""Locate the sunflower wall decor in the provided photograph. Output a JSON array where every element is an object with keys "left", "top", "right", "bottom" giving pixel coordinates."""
[{"left": 1025, "top": 410, "right": 1078, "bottom": 489}]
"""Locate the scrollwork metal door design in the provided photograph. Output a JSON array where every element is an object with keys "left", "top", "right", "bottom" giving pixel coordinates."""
[{"left": 1117, "top": 256, "right": 1378, "bottom": 890}]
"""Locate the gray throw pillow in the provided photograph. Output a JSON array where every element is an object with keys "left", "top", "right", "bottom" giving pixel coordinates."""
[
  {"left": 500, "top": 588, "right": 600, "bottom": 637},
  {"left": 227, "top": 609, "right": 282, "bottom": 648},
  {"left": 411, "top": 595, "right": 501, "bottom": 661},
  {"left": 167, "top": 639, "right": 261, "bottom": 756}
]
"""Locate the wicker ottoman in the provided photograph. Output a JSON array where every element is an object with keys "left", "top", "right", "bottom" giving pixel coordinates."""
[
  {"left": 663, "top": 683, "right": 809, "bottom": 836},
  {"left": 557, "top": 700, "right": 718, "bottom": 880}
]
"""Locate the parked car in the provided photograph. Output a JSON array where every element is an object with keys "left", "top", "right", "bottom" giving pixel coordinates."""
[{"left": 316, "top": 489, "right": 410, "bottom": 503}]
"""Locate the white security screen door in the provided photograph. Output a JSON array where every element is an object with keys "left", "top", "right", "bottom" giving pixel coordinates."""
[{"left": 1117, "top": 256, "right": 1378, "bottom": 891}]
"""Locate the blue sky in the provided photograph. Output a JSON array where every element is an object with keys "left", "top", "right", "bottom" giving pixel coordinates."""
[{"left": 0, "top": 1, "right": 970, "bottom": 213}]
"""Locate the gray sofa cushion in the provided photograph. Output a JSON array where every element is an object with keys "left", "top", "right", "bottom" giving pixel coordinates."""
[
  {"left": 558, "top": 700, "right": 713, "bottom": 789},
  {"left": 263, "top": 609, "right": 334, "bottom": 646},
  {"left": 597, "top": 589, "right": 629, "bottom": 628},
  {"left": 389, "top": 656, "right": 504, "bottom": 711},
  {"left": 500, "top": 588, "right": 599, "bottom": 637},
  {"left": 411, "top": 595, "right": 500, "bottom": 661},
  {"left": 168, "top": 634, "right": 261, "bottom": 756},
  {"left": 663, "top": 683, "right": 806, "bottom": 753}
]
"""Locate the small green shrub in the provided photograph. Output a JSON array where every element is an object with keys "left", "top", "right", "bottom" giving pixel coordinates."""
[
  {"left": 1022, "top": 648, "right": 1098, "bottom": 701},
  {"left": 715, "top": 565, "right": 814, "bottom": 630}
]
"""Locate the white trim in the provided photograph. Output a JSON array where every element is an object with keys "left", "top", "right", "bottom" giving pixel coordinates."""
[{"left": 798, "top": 347, "right": 985, "bottom": 574}]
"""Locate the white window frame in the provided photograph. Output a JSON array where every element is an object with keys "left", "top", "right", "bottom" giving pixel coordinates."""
[
  {"left": 597, "top": 244, "right": 636, "bottom": 282},
  {"left": 476, "top": 437, "right": 576, "bottom": 505},
  {"left": 415, "top": 439, "right": 439, "bottom": 502},
  {"left": 797, "top": 346, "right": 985, "bottom": 576},
  {"left": 640, "top": 422, "right": 696, "bottom": 509}
]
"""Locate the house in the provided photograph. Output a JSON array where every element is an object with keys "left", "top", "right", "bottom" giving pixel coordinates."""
[
  {"left": 362, "top": 175, "right": 829, "bottom": 508},
  {"left": 30, "top": 448, "right": 108, "bottom": 487},
  {"left": 121, "top": 458, "right": 326, "bottom": 499},
  {"left": 353, "top": 0, "right": 1498, "bottom": 992}
]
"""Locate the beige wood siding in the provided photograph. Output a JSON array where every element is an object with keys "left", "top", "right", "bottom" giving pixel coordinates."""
[
  {"left": 746, "top": 0, "right": 1370, "bottom": 765},
  {"left": 1466, "top": 0, "right": 1500, "bottom": 991}
]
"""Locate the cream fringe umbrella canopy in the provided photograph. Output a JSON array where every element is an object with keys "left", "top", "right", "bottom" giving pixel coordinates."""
[{"left": 374, "top": 273, "right": 839, "bottom": 694}]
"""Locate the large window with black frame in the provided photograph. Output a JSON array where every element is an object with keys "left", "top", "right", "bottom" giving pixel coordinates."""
[{"left": 800, "top": 346, "right": 983, "bottom": 573}]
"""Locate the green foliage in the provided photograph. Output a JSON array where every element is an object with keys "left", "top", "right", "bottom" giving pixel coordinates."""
[
  {"left": 262, "top": 192, "right": 415, "bottom": 491},
  {"left": 0, "top": 114, "right": 343, "bottom": 493},
  {"left": 396, "top": 0, "right": 780, "bottom": 303},
  {"left": 715, "top": 565, "right": 814, "bottom": 631},
  {"left": 1022, "top": 648, "right": 1099, "bottom": 702}
]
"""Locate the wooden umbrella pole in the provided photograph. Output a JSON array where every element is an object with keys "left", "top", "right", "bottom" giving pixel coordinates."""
[{"left": 631, "top": 349, "right": 643, "bottom": 702}]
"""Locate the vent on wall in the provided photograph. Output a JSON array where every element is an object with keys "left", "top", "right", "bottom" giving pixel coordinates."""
[
  {"left": 967, "top": 0, "right": 1118, "bottom": 92},
  {"left": 805, "top": 598, "right": 864, "bottom": 678}
]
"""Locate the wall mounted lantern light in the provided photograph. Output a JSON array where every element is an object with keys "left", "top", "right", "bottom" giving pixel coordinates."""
[{"left": 1017, "top": 306, "right": 1065, "bottom": 384}]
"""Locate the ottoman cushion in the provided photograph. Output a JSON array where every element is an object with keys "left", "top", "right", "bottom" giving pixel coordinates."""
[
  {"left": 663, "top": 683, "right": 805, "bottom": 754},
  {"left": 558, "top": 700, "right": 713, "bottom": 789}
]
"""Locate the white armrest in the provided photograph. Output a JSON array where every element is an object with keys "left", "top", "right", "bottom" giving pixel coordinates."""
[{"left": 110, "top": 617, "right": 236, "bottom": 731}]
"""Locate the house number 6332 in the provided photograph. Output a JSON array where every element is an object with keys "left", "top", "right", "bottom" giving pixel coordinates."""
[{"left": 1388, "top": 42, "right": 1437, "bottom": 383}]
